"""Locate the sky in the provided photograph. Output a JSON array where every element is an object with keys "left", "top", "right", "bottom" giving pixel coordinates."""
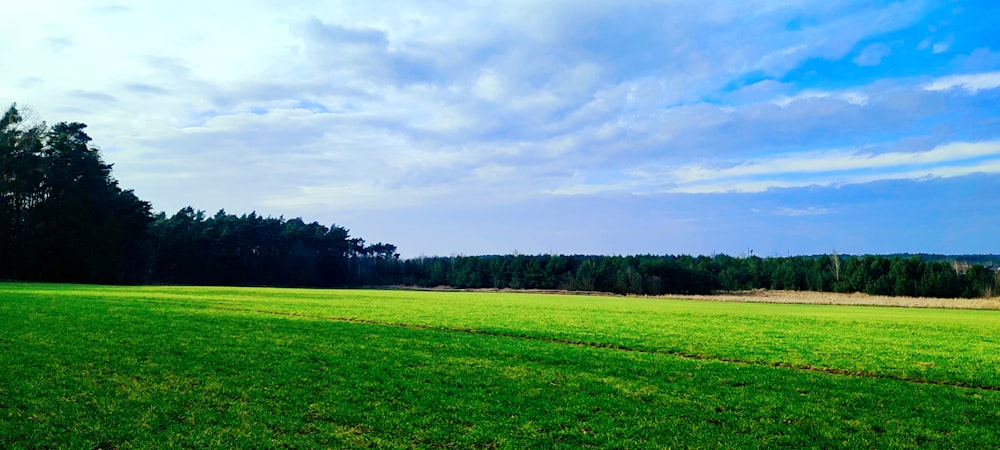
[{"left": 2, "top": 1, "right": 999, "bottom": 258}]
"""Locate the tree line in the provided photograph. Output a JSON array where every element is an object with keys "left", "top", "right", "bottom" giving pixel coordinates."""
[
  {"left": 2, "top": 104, "right": 996, "bottom": 298},
  {"left": 397, "top": 253, "right": 998, "bottom": 298},
  {"left": 148, "top": 207, "right": 399, "bottom": 287},
  {"left": 0, "top": 104, "right": 394, "bottom": 286}
]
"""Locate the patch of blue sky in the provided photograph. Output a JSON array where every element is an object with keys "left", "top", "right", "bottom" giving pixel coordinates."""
[
  {"left": 962, "top": 88, "right": 1000, "bottom": 113},
  {"left": 781, "top": 4, "right": 1000, "bottom": 91},
  {"left": 782, "top": 46, "right": 938, "bottom": 90},
  {"left": 293, "top": 100, "right": 330, "bottom": 113},
  {"left": 571, "top": 4, "right": 678, "bottom": 82},
  {"left": 179, "top": 110, "right": 225, "bottom": 128},
  {"left": 712, "top": 175, "right": 999, "bottom": 235},
  {"left": 714, "top": 70, "right": 773, "bottom": 96},
  {"left": 390, "top": 55, "right": 442, "bottom": 85}
]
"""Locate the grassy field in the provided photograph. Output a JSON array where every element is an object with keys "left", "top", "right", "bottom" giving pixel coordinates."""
[{"left": 2, "top": 283, "right": 1000, "bottom": 448}]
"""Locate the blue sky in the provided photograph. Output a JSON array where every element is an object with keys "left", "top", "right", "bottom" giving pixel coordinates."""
[{"left": 2, "top": 1, "right": 999, "bottom": 257}]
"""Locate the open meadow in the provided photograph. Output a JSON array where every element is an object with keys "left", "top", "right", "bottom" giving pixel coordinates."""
[{"left": 2, "top": 283, "right": 1000, "bottom": 448}]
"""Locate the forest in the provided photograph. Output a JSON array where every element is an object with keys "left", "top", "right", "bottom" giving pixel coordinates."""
[{"left": 1, "top": 104, "right": 997, "bottom": 297}]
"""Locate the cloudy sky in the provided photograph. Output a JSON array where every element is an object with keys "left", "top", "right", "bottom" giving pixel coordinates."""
[{"left": 3, "top": 1, "right": 999, "bottom": 257}]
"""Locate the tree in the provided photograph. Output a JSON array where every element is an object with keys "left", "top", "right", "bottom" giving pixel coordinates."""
[
  {"left": 829, "top": 251, "right": 841, "bottom": 284},
  {"left": 484, "top": 256, "right": 508, "bottom": 289},
  {"left": 0, "top": 107, "right": 152, "bottom": 283},
  {"left": 919, "top": 262, "right": 959, "bottom": 298},
  {"left": 961, "top": 265, "right": 995, "bottom": 298},
  {"left": 888, "top": 256, "right": 922, "bottom": 297},
  {"left": 573, "top": 258, "right": 598, "bottom": 291},
  {"left": 1, "top": 104, "right": 45, "bottom": 279}
]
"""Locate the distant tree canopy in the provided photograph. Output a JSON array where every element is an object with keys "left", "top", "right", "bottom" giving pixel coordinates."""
[
  {"left": 397, "top": 253, "right": 998, "bottom": 299},
  {"left": 1, "top": 103, "right": 996, "bottom": 298}
]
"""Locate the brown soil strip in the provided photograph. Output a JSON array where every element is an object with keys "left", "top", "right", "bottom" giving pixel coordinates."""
[
  {"left": 668, "top": 289, "right": 1000, "bottom": 310},
  {"left": 382, "top": 286, "right": 1000, "bottom": 310},
  {"left": 209, "top": 305, "right": 1000, "bottom": 392}
]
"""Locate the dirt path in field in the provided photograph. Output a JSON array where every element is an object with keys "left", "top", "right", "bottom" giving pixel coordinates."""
[{"left": 383, "top": 286, "right": 1000, "bottom": 310}]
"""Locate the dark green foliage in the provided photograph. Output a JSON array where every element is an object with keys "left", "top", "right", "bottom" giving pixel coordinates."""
[
  {"left": 404, "top": 254, "right": 722, "bottom": 295},
  {"left": 397, "top": 253, "right": 997, "bottom": 298},
  {"left": 0, "top": 106, "right": 152, "bottom": 283},
  {"left": 146, "top": 208, "right": 398, "bottom": 287}
]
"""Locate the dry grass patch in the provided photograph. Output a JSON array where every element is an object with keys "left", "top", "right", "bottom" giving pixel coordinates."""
[{"left": 671, "top": 289, "right": 1000, "bottom": 309}]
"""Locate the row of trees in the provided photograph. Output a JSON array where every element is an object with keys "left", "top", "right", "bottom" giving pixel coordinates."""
[
  {"left": 0, "top": 104, "right": 394, "bottom": 286},
  {"left": 398, "top": 254, "right": 998, "bottom": 298},
  {"left": 149, "top": 208, "right": 399, "bottom": 287}
]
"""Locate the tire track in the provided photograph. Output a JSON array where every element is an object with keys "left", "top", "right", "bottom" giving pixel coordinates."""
[{"left": 208, "top": 305, "right": 1000, "bottom": 392}]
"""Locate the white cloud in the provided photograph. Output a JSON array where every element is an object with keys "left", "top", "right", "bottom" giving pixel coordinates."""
[
  {"left": 773, "top": 89, "right": 869, "bottom": 107},
  {"left": 670, "top": 141, "right": 1000, "bottom": 183},
  {"left": 657, "top": 141, "right": 1000, "bottom": 194},
  {"left": 853, "top": 42, "right": 891, "bottom": 66},
  {"left": 923, "top": 71, "right": 1000, "bottom": 93},
  {"left": 774, "top": 207, "right": 831, "bottom": 217},
  {"left": 472, "top": 70, "right": 506, "bottom": 102}
]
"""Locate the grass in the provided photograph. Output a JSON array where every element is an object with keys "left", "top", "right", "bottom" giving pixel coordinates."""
[{"left": 2, "top": 283, "right": 1000, "bottom": 448}]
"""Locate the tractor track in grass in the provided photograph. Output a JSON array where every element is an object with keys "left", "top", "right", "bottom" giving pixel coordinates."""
[{"left": 209, "top": 305, "right": 1000, "bottom": 393}]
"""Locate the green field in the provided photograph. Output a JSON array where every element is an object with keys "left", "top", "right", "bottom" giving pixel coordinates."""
[{"left": 2, "top": 283, "right": 999, "bottom": 448}]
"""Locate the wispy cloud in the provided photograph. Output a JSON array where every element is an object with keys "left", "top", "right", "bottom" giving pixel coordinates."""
[
  {"left": 772, "top": 89, "right": 869, "bottom": 107},
  {"left": 774, "top": 207, "right": 831, "bottom": 217},
  {"left": 854, "top": 42, "right": 891, "bottom": 67},
  {"left": 923, "top": 71, "right": 1000, "bottom": 93},
  {"left": 659, "top": 141, "right": 1000, "bottom": 194}
]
